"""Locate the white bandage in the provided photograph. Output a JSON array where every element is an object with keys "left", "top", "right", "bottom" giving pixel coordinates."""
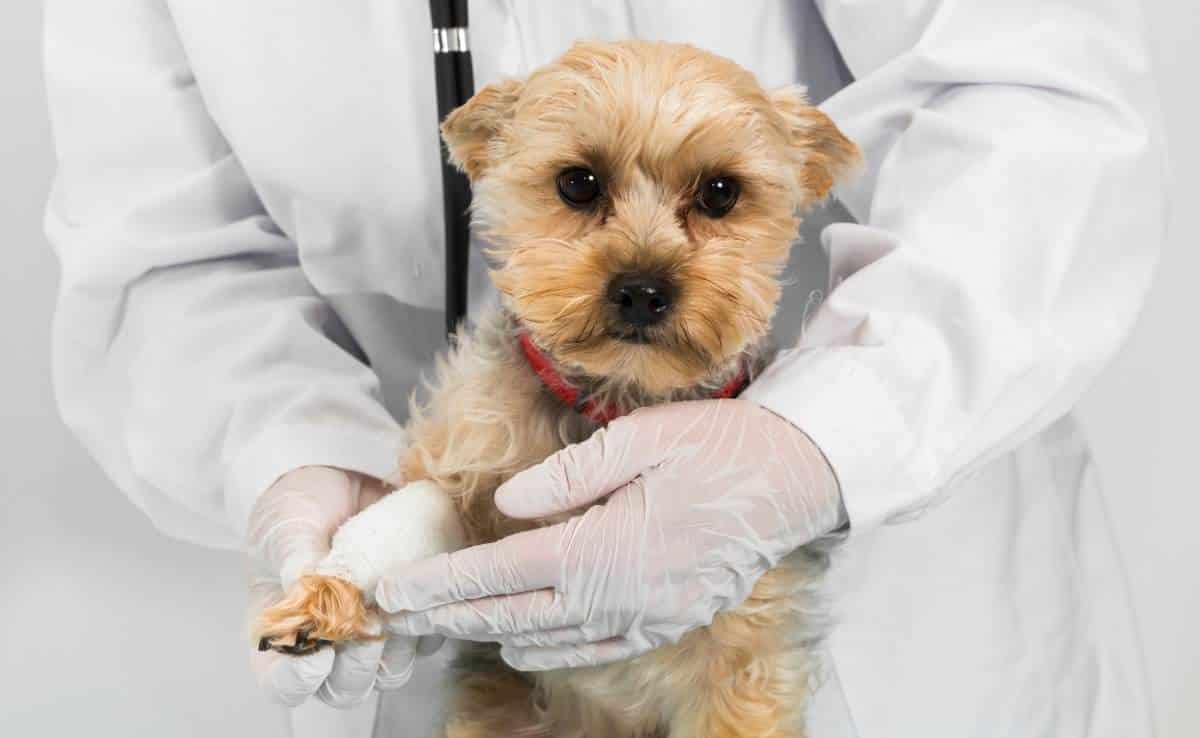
[{"left": 316, "top": 480, "right": 466, "bottom": 603}]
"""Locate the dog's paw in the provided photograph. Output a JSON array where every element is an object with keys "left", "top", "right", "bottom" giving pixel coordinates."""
[{"left": 254, "top": 575, "right": 378, "bottom": 655}]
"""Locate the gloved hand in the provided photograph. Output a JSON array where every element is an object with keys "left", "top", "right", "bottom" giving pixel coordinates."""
[
  {"left": 375, "top": 399, "right": 844, "bottom": 671},
  {"left": 247, "top": 466, "right": 440, "bottom": 707}
]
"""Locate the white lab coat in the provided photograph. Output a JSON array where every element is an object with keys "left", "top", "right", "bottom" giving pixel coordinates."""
[{"left": 44, "top": 1, "right": 1167, "bottom": 736}]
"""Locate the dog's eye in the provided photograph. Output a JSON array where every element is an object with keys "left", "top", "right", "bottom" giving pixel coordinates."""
[
  {"left": 556, "top": 167, "right": 602, "bottom": 208},
  {"left": 696, "top": 176, "right": 740, "bottom": 218}
]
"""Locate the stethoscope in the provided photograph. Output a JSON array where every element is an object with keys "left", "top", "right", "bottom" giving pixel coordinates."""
[{"left": 429, "top": 0, "right": 475, "bottom": 339}]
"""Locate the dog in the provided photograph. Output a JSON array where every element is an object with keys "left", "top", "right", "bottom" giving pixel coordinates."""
[{"left": 260, "top": 39, "right": 859, "bottom": 737}]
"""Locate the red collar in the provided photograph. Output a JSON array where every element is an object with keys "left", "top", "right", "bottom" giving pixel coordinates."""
[{"left": 517, "top": 332, "right": 748, "bottom": 425}]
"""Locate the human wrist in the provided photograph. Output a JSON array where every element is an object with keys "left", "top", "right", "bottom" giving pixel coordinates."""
[
  {"left": 751, "top": 402, "right": 847, "bottom": 538},
  {"left": 228, "top": 424, "right": 406, "bottom": 543}
]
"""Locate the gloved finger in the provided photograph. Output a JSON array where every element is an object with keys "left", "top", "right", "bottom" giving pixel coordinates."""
[
  {"left": 375, "top": 526, "right": 563, "bottom": 613},
  {"left": 415, "top": 634, "right": 446, "bottom": 656},
  {"left": 375, "top": 637, "right": 418, "bottom": 691},
  {"left": 499, "top": 636, "right": 648, "bottom": 672},
  {"left": 247, "top": 577, "right": 285, "bottom": 615},
  {"left": 494, "top": 412, "right": 665, "bottom": 518},
  {"left": 316, "top": 638, "right": 386, "bottom": 708},
  {"left": 250, "top": 468, "right": 362, "bottom": 586},
  {"left": 253, "top": 646, "right": 336, "bottom": 707},
  {"left": 355, "top": 474, "right": 391, "bottom": 513},
  {"left": 498, "top": 624, "right": 600, "bottom": 649},
  {"left": 386, "top": 589, "right": 576, "bottom": 639}
]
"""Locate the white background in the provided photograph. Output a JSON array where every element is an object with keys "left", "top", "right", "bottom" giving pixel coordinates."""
[{"left": 1, "top": 2, "right": 1196, "bottom": 736}]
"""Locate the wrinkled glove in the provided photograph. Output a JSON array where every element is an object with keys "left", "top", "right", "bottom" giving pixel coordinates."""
[
  {"left": 247, "top": 466, "right": 441, "bottom": 707},
  {"left": 376, "top": 399, "right": 844, "bottom": 671}
]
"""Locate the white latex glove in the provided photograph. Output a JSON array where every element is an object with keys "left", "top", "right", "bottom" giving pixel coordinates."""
[
  {"left": 247, "top": 466, "right": 440, "bottom": 707},
  {"left": 376, "top": 399, "right": 844, "bottom": 671}
]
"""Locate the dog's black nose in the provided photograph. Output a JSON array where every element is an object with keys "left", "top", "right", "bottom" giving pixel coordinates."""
[{"left": 608, "top": 275, "right": 673, "bottom": 327}]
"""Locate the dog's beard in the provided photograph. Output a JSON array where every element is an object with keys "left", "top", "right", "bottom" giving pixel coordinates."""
[{"left": 491, "top": 234, "right": 785, "bottom": 396}]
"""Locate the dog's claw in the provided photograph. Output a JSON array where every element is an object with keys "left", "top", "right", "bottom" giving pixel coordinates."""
[{"left": 258, "top": 628, "right": 334, "bottom": 656}]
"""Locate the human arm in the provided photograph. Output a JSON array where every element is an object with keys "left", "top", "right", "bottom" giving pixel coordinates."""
[
  {"left": 44, "top": 0, "right": 421, "bottom": 703},
  {"left": 742, "top": 0, "right": 1169, "bottom": 529},
  {"left": 44, "top": 0, "right": 403, "bottom": 547}
]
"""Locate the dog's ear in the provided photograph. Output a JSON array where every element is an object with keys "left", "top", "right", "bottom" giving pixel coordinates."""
[
  {"left": 440, "top": 78, "right": 524, "bottom": 181},
  {"left": 769, "top": 85, "right": 861, "bottom": 201}
]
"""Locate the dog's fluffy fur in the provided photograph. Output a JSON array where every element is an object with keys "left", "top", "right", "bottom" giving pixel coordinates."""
[{"left": 259, "top": 40, "right": 859, "bottom": 737}]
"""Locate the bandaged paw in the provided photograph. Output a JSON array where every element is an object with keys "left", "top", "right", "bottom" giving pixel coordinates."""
[{"left": 255, "top": 479, "right": 465, "bottom": 655}]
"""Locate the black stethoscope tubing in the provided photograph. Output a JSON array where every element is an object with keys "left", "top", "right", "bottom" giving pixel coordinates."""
[{"left": 429, "top": 0, "right": 475, "bottom": 339}]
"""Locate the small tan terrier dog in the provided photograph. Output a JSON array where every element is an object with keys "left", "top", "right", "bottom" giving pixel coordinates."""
[{"left": 258, "top": 40, "right": 858, "bottom": 737}]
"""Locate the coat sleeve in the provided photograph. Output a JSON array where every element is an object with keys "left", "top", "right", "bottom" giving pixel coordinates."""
[
  {"left": 743, "top": 0, "right": 1169, "bottom": 531},
  {"left": 44, "top": 0, "right": 404, "bottom": 548}
]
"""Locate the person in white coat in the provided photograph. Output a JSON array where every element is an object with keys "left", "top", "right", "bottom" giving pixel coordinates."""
[{"left": 44, "top": 1, "right": 1167, "bottom": 736}]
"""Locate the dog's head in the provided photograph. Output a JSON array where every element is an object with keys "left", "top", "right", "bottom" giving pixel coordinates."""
[{"left": 443, "top": 41, "right": 858, "bottom": 394}]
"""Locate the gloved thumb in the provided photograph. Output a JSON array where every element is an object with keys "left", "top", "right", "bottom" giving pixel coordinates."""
[
  {"left": 278, "top": 548, "right": 330, "bottom": 591},
  {"left": 494, "top": 411, "right": 662, "bottom": 518},
  {"left": 249, "top": 467, "right": 362, "bottom": 586}
]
